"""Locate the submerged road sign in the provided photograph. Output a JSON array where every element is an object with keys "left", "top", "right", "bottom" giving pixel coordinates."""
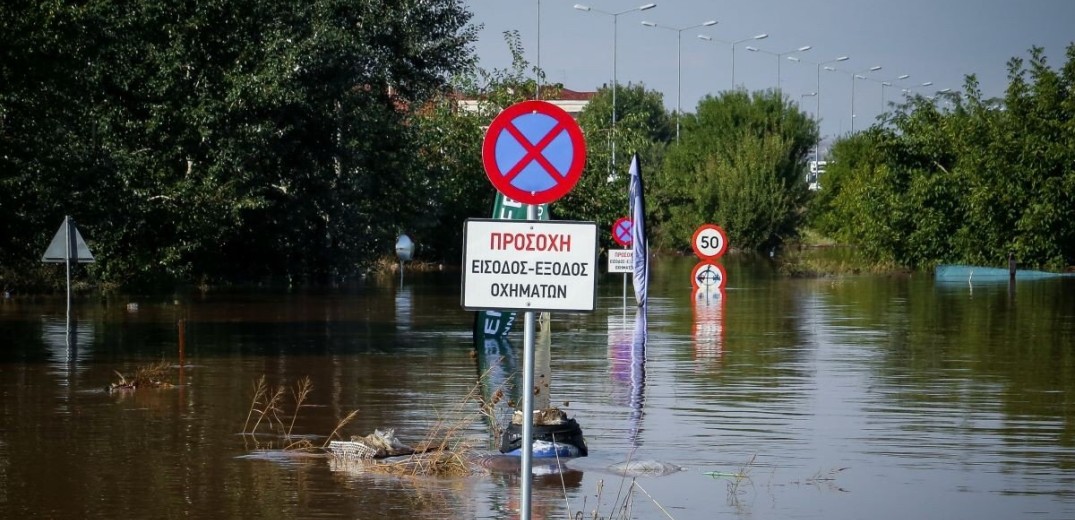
[
  {"left": 482, "top": 100, "right": 586, "bottom": 205},
  {"left": 462, "top": 219, "right": 598, "bottom": 312},
  {"left": 691, "top": 260, "right": 727, "bottom": 290}
]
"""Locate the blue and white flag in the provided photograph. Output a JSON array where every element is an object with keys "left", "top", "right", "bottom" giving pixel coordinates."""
[{"left": 628, "top": 154, "right": 648, "bottom": 307}]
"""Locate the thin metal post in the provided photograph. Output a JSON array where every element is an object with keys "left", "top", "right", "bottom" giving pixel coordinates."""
[
  {"left": 611, "top": 15, "right": 618, "bottom": 174},
  {"left": 731, "top": 42, "right": 736, "bottom": 89},
  {"left": 518, "top": 203, "right": 538, "bottom": 519},
  {"left": 816, "top": 63, "right": 822, "bottom": 166},
  {"left": 536, "top": 0, "right": 541, "bottom": 100},
  {"left": 65, "top": 215, "right": 72, "bottom": 334},
  {"left": 850, "top": 74, "right": 856, "bottom": 133}
]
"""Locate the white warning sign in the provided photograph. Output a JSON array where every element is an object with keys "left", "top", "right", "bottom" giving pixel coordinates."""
[{"left": 462, "top": 219, "right": 598, "bottom": 312}]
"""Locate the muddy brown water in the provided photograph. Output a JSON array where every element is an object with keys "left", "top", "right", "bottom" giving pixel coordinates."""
[{"left": 2, "top": 255, "right": 1074, "bottom": 519}]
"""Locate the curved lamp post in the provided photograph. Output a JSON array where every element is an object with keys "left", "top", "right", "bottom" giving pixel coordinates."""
[
  {"left": 747, "top": 44, "right": 812, "bottom": 89},
  {"left": 574, "top": 3, "right": 657, "bottom": 176},
  {"left": 850, "top": 65, "right": 882, "bottom": 132},
  {"left": 730, "top": 33, "right": 768, "bottom": 89},
  {"left": 901, "top": 81, "right": 934, "bottom": 96},
  {"left": 789, "top": 55, "right": 847, "bottom": 166},
  {"left": 878, "top": 74, "right": 910, "bottom": 111},
  {"left": 641, "top": 19, "right": 718, "bottom": 141}
]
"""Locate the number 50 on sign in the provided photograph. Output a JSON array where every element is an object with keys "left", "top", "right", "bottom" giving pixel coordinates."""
[{"left": 691, "top": 224, "right": 729, "bottom": 260}]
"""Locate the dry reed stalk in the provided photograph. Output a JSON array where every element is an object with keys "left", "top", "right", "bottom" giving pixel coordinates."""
[
  {"left": 286, "top": 376, "right": 313, "bottom": 440},
  {"left": 242, "top": 376, "right": 268, "bottom": 434},
  {"left": 321, "top": 409, "right": 361, "bottom": 449}
]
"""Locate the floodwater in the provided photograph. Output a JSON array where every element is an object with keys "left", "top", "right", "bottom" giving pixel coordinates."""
[{"left": 1, "top": 254, "right": 1074, "bottom": 519}]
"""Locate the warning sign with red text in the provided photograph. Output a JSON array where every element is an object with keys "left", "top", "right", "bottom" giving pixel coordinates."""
[{"left": 462, "top": 219, "right": 598, "bottom": 312}]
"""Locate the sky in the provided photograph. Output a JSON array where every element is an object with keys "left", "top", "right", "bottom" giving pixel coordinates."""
[{"left": 463, "top": 0, "right": 1075, "bottom": 141}]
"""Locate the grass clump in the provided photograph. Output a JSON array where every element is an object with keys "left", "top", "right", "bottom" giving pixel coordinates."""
[{"left": 109, "top": 360, "right": 174, "bottom": 392}]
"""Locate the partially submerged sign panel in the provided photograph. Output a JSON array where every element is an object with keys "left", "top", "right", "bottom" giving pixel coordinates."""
[
  {"left": 462, "top": 219, "right": 597, "bottom": 312},
  {"left": 41, "top": 216, "right": 95, "bottom": 263}
]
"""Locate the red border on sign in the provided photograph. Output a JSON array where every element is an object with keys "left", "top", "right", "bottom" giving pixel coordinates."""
[
  {"left": 690, "top": 260, "right": 727, "bottom": 290},
  {"left": 612, "top": 217, "right": 633, "bottom": 247},
  {"left": 691, "top": 223, "right": 729, "bottom": 260},
  {"left": 482, "top": 100, "right": 586, "bottom": 205}
]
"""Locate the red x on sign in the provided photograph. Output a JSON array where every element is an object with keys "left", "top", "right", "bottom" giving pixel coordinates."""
[
  {"left": 612, "top": 217, "right": 633, "bottom": 247},
  {"left": 482, "top": 100, "right": 586, "bottom": 205}
]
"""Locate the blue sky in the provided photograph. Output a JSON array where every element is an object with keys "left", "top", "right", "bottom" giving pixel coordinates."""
[{"left": 463, "top": 0, "right": 1075, "bottom": 140}]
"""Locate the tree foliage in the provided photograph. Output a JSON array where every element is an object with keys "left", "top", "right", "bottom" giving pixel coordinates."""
[
  {"left": 810, "top": 44, "right": 1075, "bottom": 270},
  {"left": 651, "top": 89, "right": 817, "bottom": 252},
  {"left": 0, "top": 0, "right": 477, "bottom": 289},
  {"left": 557, "top": 82, "right": 672, "bottom": 247}
]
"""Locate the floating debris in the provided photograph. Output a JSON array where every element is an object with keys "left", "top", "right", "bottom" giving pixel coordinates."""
[
  {"left": 328, "top": 429, "right": 416, "bottom": 459},
  {"left": 608, "top": 459, "right": 683, "bottom": 477},
  {"left": 108, "top": 361, "right": 174, "bottom": 392}
]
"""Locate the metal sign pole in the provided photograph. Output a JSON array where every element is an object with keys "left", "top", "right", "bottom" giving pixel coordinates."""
[
  {"left": 65, "top": 216, "right": 72, "bottom": 334},
  {"left": 519, "top": 204, "right": 537, "bottom": 519}
]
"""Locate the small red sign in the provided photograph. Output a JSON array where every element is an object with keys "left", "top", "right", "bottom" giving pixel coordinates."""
[{"left": 612, "top": 217, "right": 633, "bottom": 247}]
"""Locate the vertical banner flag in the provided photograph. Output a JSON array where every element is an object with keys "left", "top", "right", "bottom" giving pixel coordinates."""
[{"left": 629, "top": 154, "right": 648, "bottom": 307}]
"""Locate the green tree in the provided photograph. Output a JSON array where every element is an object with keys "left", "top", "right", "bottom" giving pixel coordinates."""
[
  {"left": 810, "top": 44, "right": 1075, "bottom": 270},
  {"left": 408, "top": 30, "right": 547, "bottom": 261},
  {"left": 557, "top": 83, "right": 672, "bottom": 246},
  {"left": 0, "top": 0, "right": 477, "bottom": 289},
  {"left": 653, "top": 89, "right": 817, "bottom": 252}
]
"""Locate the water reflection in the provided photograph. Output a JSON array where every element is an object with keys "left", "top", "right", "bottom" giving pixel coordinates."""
[
  {"left": 692, "top": 287, "right": 725, "bottom": 361},
  {"left": 608, "top": 309, "right": 647, "bottom": 447},
  {"left": 41, "top": 316, "right": 93, "bottom": 411},
  {"left": 2, "top": 258, "right": 1075, "bottom": 519}
]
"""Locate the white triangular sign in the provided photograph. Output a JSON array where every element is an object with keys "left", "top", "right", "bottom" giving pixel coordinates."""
[{"left": 41, "top": 216, "right": 95, "bottom": 263}]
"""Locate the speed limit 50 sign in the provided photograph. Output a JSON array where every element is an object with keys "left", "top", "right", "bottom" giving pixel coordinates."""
[{"left": 691, "top": 224, "right": 729, "bottom": 260}]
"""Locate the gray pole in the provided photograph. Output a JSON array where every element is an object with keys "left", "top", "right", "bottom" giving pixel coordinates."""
[
  {"left": 731, "top": 42, "right": 736, "bottom": 89},
  {"left": 518, "top": 203, "right": 538, "bottom": 519},
  {"left": 676, "top": 30, "right": 681, "bottom": 141},
  {"left": 612, "top": 14, "right": 618, "bottom": 175},
  {"left": 816, "top": 63, "right": 822, "bottom": 166},
  {"left": 536, "top": 0, "right": 541, "bottom": 100},
  {"left": 850, "top": 74, "right": 856, "bottom": 133},
  {"left": 65, "top": 215, "right": 72, "bottom": 334}
]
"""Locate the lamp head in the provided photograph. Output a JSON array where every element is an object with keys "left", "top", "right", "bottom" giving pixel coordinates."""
[
  {"left": 639, "top": 3, "right": 656, "bottom": 10},
  {"left": 573, "top": 4, "right": 590, "bottom": 11}
]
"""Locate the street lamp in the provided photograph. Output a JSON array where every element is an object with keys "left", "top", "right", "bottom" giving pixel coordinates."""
[
  {"left": 641, "top": 19, "right": 718, "bottom": 141},
  {"left": 901, "top": 81, "right": 934, "bottom": 96},
  {"left": 790, "top": 55, "right": 847, "bottom": 166},
  {"left": 799, "top": 91, "right": 818, "bottom": 186},
  {"left": 574, "top": 3, "right": 657, "bottom": 176},
  {"left": 850, "top": 65, "right": 882, "bottom": 132},
  {"left": 535, "top": 0, "right": 542, "bottom": 99},
  {"left": 728, "top": 33, "right": 767, "bottom": 89},
  {"left": 878, "top": 74, "right": 910, "bottom": 111},
  {"left": 746, "top": 44, "right": 811, "bottom": 89}
]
